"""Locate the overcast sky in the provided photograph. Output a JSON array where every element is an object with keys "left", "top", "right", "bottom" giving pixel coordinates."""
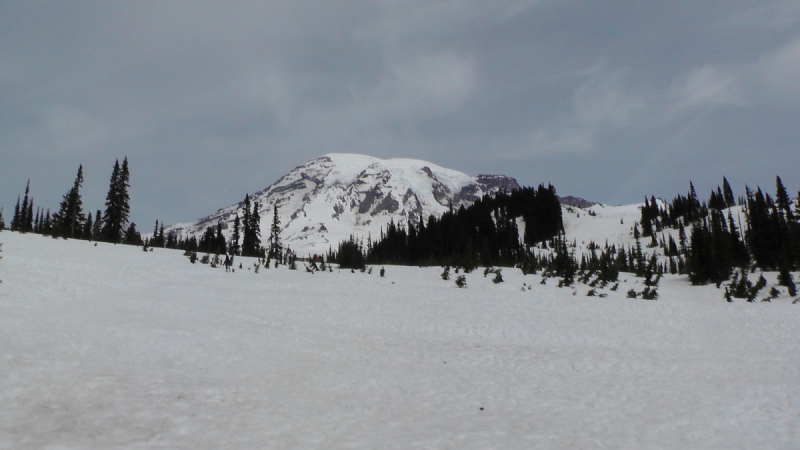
[{"left": 2, "top": 1, "right": 799, "bottom": 228}]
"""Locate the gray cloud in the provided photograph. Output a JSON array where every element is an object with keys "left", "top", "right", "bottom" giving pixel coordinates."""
[{"left": 1, "top": 0, "right": 799, "bottom": 229}]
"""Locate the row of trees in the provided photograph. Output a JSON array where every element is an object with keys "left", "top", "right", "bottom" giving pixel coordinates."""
[
  {"left": 639, "top": 177, "right": 799, "bottom": 292},
  {"left": 5, "top": 158, "right": 139, "bottom": 244},
  {"left": 152, "top": 198, "right": 284, "bottom": 261},
  {"left": 329, "top": 184, "right": 563, "bottom": 269}
]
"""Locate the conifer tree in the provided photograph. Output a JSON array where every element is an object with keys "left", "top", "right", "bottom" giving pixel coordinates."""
[
  {"left": 123, "top": 222, "right": 142, "bottom": 245},
  {"left": 83, "top": 213, "right": 93, "bottom": 240},
  {"left": 25, "top": 198, "right": 34, "bottom": 233},
  {"left": 42, "top": 209, "right": 52, "bottom": 235},
  {"left": 215, "top": 221, "right": 227, "bottom": 254},
  {"left": 240, "top": 194, "right": 253, "bottom": 255},
  {"left": 268, "top": 204, "right": 282, "bottom": 261},
  {"left": 20, "top": 181, "right": 31, "bottom": 232},
  {"left": 54, "top": 165, "right": 86, "bottom": 238},
  {"left": 241, "top": 197, "right": 263, "bottom": 257},
  {"left": 722, "top": 177, "right": 735, "bottom": 207},
  {"left": 101, "top": 158, "right": 131, "bottom": 243},
  {"left": 0, "top": 208, "right": 5, "bottom": 231},
  {"left": 33, "top": 207, "right": 41, "bottom": 234},
  {"left": 250, "top": 202, "right": 262, "bottom": 256},
  {"left": 11, "top": 197, "right": 20, "bottom": 231},
  {"left": 228, "top": 214, "right": 241, "bottom": 256},
  {"left": 92, "top": 210, "right": 103, "bottom": 241}
]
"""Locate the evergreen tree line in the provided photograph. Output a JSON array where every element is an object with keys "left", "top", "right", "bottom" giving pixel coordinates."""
[
  {"left": 329, "top": 184, "right": 563, "bottom": 268},
  {"left": 6, "top": 158, "right": 141, "bottom": 245},
  {"left": 637, "top": 176, "right": 799, "bottom": 290},
  {"left": 160, "top": 198, "right": 287, "bottom": 264}
]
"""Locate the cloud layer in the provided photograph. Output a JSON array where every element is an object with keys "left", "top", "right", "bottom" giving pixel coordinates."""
[{"left": 1, "top": 0, "right": 798, "bottom": 227}]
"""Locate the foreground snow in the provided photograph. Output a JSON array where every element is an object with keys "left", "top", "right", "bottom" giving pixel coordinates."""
[{"left": 1, "top": 232, "right": 799, "bottom": 449}]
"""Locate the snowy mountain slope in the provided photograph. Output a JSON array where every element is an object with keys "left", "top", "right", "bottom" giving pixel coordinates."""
[
  {"left": 557, "top": 201, "right": 749, "bottom": 266},
  {"left": 2, "top": 231, "right": 799, "bottom": 449},
  {"left": 166, "top": 154, "right": 520, "bottom": 255}
]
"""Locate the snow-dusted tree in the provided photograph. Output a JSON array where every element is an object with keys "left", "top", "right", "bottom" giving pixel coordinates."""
[{"left": 0, "top": 207, "right": 5, "bottom": 231}]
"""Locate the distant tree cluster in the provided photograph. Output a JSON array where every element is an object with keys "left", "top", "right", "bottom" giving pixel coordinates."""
[
  {"left": 635, "top": 176, "right": 799, "bottom": 291},
  {"left": 329, "top": 184, "right": 563, "bottom": 269},
  {"left": 6, "top": 157, "right": 140, "bottom": 245}
]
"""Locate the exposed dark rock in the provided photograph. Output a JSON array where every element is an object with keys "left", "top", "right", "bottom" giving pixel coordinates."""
[
  {"left": 558, "top": 195, "right": 598, "bottom": 208},
  {"left": 475, "top": 174, "right": 520, "bottom": 192},
  {"left": 359, "top": 186, "right": 384, "bottom": 214},
  {"left": 372, "top": 193, "right": 400, "bottom": 216}
]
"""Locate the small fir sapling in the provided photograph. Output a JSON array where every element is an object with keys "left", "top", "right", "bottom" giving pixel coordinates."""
[
  {"left": 380, "top": 267, "right": 385, "bottom": 277},
  {"left": 627, "top": 289, "right": 638, "bottom": 298},
  {"left": 778, "top": 267, "right": 797, "bottom": 296},
  {"left": 747, "top": 275, "right": 768, "bottom": 302},
  {"left": 441, "top": 266, "right": 450, "bottom": 280},
  {"left": 640, "top": 287, "right": 658, "bottom": 300},
  {"left": 492, "top": 270, "right": 503, "bottom": 284},
  {"left": 455, "top": 275, "right": 467, "bottom": 288}
]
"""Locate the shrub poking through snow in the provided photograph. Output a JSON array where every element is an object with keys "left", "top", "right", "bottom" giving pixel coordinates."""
[
  {"left": 492, "top": 270, "right": 503, "bottom": 284},
  {"left": 380, "top": 267, "right": 385, "bottom": 277},
  {"left": 627, "top": 289, "right": 638, "bottom": 299},
  {"left": 640, "top": 287, "right": 658, "bottom": 300},
  {"left": 441, "top": 266, "right": 450, "bottom": 280},
  {"left": 455, "top": 275, "right": 467, "bottom": 288}
]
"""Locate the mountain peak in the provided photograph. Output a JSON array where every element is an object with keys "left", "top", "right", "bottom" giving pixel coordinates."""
[{"left": 167, "top": 154, "right": 520, "bottom": 255}]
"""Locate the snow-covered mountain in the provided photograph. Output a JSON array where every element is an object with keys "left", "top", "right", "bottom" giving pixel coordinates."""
[{"left": 166, "top": 154, "right": 520, "bottom": 255}]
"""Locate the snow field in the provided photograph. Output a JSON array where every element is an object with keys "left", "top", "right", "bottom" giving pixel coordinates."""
[{"left": 1, "top": 232, "right": 799, "bottom": 449}]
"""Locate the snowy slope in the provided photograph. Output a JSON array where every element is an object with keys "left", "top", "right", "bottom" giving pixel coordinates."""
[
  {"left": 557, "top": 201, "right": 749, "bottom": 267},
  {"left": 2, "top": 231, "right": 799, "bottom": 449},
  {"left": 165, "top": 154, "right": 519, "bottom": 256}
]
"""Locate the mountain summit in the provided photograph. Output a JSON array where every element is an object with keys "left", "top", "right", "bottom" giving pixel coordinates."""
[{"left": 166, "top": 154, "right": 520, "bottom": 255}]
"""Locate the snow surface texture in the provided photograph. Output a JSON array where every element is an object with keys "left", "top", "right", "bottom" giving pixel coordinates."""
[
  {"left": 2, "top": 231, "right": 799, "bottom": 449},
  {"left": 165, "top": 154, "right": 520, "bottom": 256}
]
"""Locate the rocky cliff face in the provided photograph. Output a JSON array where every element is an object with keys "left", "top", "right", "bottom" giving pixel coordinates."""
[{"left": 166, "top": 154, "right": 520, "bottom": 255}]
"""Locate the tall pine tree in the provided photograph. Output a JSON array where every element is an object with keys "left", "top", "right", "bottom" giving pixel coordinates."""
[
  {"left": 101, "top": 158, "right": 131, "bottom": 243},
  {"left": 53, "top": 165, "right": 86, "bottom": 238},
  {"left": 268, "top": 204, "right": 282, "bottom": 261},
  {"left": 228, "top": 214, "right": 241, "bottom": 256}
]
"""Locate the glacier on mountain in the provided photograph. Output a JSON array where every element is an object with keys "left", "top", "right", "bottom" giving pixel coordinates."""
[{"left": 166, "top": 154, "right": 520, "bottom": 256}]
